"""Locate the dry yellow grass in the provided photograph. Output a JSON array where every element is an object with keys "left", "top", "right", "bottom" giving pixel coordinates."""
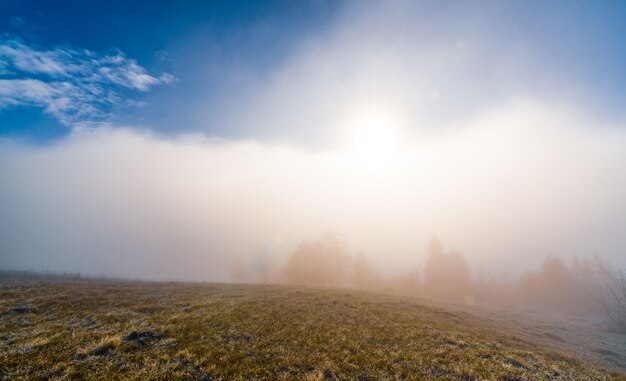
[{"left": 0, "top": 276, "right": 624, "bottom": 380}]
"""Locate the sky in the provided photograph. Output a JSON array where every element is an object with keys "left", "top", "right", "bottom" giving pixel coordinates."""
[{"left": 1, "top": 1, "right": 626, "bottom": 280}]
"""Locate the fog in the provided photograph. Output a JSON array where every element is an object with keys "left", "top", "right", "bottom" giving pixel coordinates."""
[
  {"left": 1, "top": 1, "right": 626, "bottom": 287},
  {"left": 1, "top": 99, "right": 626, "bottom": 282}
]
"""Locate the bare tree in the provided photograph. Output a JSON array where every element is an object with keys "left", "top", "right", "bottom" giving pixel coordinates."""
[
  {"left": 252, "top": 246, "right": 274, "bottom": 283},
  {"left": 597, "top": 264, "right": 626, "bottom": 333}
]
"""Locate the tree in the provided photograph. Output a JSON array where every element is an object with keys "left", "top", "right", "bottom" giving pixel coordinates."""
[
  {"left": 324, "top": 232, "right": 351, "bottom": 287},
  {"left": 252, "top": 246, "right": 274, "bottom": 283},
  {"left": 518, "top": 255, "right": 574, "bottom": 310},
  {"left": 597, "top": 263, "right": 626, "bottom": 333},
  {"left": 351, "top": 253, "right": 375, "bottom": 289},
  {"left": 388, "top": 270, "right": 420, "bottom": 296},
  {"left": 230, "top": 260, "right": 251, "bottom": 283},
  {"left": 423, "top": 236, "right": 470, "bottom": 301},
  {"left": 284, "top": 232, "right": 351, "bottom": 287}
]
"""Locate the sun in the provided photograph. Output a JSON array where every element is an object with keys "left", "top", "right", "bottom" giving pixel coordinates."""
[{"left": 342, "top": 109, "right": 402, "bottom": 169}]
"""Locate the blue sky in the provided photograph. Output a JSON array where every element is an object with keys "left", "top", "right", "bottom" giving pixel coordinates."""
[
  {"left": 0, "top": 0, "right": 339, "bottom": 142},
  {"left": 1, "top": 0, "right": 626, "bottom": 144}
]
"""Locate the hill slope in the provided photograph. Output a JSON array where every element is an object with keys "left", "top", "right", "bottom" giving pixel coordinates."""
[{"left": 0, "top": 278, "right": 624, "bottom": 380}]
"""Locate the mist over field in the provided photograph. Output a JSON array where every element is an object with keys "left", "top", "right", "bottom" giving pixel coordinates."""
[
  {"left": 1, "top": 1, "right": 626, "bottom": 304},
  {"left": 2, "top": 100, "right": 626, "bottom": 282}
]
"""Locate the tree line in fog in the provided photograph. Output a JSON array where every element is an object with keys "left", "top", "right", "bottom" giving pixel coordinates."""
[{"left": 232, "top": 232, "right": 626, "bottom": 333}]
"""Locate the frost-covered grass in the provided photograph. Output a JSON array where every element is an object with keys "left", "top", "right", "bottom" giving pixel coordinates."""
[{"left": 0, "top": 277, "right": 624, "bottom": 380}]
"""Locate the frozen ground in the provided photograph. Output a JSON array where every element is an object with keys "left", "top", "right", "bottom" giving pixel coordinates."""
[{"left": 426, "top": 300, "right": 626, "bottom": 373}]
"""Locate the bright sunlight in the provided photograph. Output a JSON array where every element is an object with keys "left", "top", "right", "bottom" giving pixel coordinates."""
[{"left": 342, "top": 109, "right": 403, "bottom": 169}]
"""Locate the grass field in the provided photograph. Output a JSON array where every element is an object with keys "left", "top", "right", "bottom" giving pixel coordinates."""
[{"left": 1, "top": 277, "right": 624, "bottom": 380}]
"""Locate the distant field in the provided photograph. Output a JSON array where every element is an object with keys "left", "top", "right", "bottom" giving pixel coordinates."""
[{"left": 1, "top": 277, "right": 624, "bottom": 380}]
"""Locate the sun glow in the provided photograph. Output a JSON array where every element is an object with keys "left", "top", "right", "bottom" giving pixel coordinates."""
[{"left": 342, "top": 109, "right": 403, "bottom": 169}]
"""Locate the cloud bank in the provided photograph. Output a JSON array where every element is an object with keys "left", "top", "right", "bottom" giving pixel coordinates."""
[{"left": 1, "top": 98, "right": 625, "bottom": 280}]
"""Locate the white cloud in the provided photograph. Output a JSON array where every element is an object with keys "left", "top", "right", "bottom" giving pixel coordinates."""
[
  {"left": 0, "top": 79, "right": 99, "bottom": 124},
  {"left": 0, "top": 39, "right": 72, "bottom": 75},
  {"left": 0, "top": 38, "right": 174, "bottom": 125}
]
